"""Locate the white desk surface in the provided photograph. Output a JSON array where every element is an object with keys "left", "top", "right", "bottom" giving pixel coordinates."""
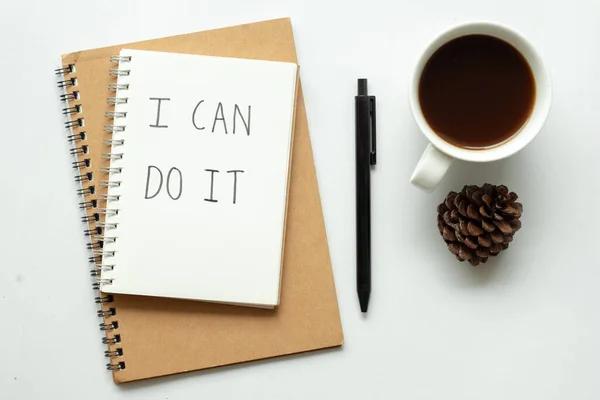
[{"left": 2, "top": 1, "right": 599, "bottom": 399}]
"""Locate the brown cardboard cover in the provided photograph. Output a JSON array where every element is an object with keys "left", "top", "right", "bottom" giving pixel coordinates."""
[{"left": 59, "top": 18, "right": 343, "bottom": 383}]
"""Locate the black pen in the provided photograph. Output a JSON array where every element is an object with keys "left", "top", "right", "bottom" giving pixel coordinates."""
[{"left": 355, "top": 78, "right": 376, "bottom": 313}]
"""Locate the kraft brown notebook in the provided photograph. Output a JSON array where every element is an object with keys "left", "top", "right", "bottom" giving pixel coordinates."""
[{"left": 56, "top": 17, "right": 343, "bottom": 383}]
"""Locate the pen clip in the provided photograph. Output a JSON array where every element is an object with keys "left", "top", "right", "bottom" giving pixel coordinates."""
[{"left": 369, "top": 96, "right": 377, "bottom": 166}]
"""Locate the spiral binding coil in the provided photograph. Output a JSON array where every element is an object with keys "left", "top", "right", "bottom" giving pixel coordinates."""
[{"left": 56, "top": 54, "right": 131, "bottom": 372}]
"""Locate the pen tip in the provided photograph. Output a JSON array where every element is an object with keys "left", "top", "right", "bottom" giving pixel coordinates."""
[
  {"left": 358, "top": 290, "right": 370, "bottom": 313},
  {"left": 357, "top": 79, "right": 368, "bottom": 95}
]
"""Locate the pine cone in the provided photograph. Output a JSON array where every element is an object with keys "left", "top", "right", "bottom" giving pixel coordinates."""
[{"left": 437, "top": 184, "right": 523, "bottom": 266}]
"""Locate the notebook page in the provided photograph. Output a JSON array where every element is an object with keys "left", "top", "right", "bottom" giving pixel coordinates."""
[{"left": 101, "top": 49, "right": 298, "bottom": 308}]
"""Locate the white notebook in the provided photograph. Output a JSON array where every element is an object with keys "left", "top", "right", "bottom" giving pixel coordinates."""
[{"left": 99, "top": 49, "right": 298, "bottom": 308}]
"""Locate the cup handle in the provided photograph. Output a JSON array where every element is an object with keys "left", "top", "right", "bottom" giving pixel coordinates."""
[{"left": 410, "top": 143, "right": 454, "bottom": 193}]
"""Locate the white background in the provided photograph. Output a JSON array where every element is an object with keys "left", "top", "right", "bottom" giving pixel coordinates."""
[{"left": 1, "top": 0, "right": 599, "bottom": 399}]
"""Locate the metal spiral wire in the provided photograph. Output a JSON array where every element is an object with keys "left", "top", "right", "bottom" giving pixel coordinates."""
[
  {"left": 56, "top": 54, "right": 131, "bottom": 372},
  {"left": 102, "top": 335, "right": 121, "bottom": 345}
]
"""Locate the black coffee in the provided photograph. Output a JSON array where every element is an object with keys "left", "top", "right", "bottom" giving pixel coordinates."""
[{"left": 418, "top": 34, "right": 535, "bottom": 149}]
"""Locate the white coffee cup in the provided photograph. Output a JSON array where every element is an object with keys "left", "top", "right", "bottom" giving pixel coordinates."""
[{"left": 409, "top": 22, "right": 551, "bottom": 193}]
